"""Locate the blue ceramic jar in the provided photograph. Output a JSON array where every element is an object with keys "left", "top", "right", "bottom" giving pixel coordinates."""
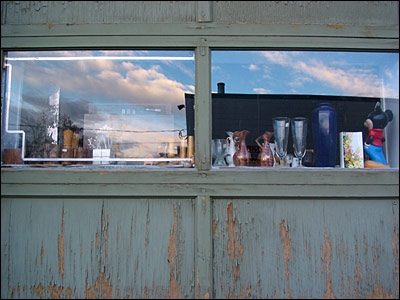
[{"left": 312, "top": 102, "right": 337, "bottom": 167}]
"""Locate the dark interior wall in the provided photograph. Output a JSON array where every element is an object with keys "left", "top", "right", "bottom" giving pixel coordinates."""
[{"left": 185, "top": 93, "right": 378, "bottom": 164}]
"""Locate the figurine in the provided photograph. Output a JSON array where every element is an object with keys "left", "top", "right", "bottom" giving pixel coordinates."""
[
  {"left": 233, "top": 130, "right": 251, "bottom": 166},
  {"left": 364, "top": 102, "right": 393, "bottom": 167},
  {"left": 256, "top": 131, "right": 274, "bottom": 167},
  {"left": 225, "top": 131, "right": 236, "bottom": 167}
]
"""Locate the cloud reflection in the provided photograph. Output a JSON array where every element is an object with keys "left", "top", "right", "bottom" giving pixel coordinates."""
[{"left": 8, "top": 50, "right": 195, "bottom": 160}]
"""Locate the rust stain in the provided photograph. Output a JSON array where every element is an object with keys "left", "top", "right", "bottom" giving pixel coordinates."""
[
  {"left": 65, "top": 286, "right": 73, "bottom": 298},
  {"left": 47, "top": 283, "right": 64, "bottom": 298},
  {"left": 328, "top": 24, "right": 343, "bottom": 29},
  {"left": 226, "top": 203, "right": 244, "bottom": 281},
  {"left": 85, "top": 272, "right": 113, "bottom": 299},
  {"left": 212, "top": 219, "right": 218, "bottom": 239},
  {"left": 45, "top": 23, "right": 57, "bottom": 29},
  {"left": 280, "top": 219, "right": 291, "bottom": 299},
  {"left": 32, "top": 282, "right": 44, "bottom": 298},
  {"left": 168, "top": 204, "right": 182, "bottom": 299},
  {"left": 364, "top": 256, "right": 394, "bottom": 298},
  {"left": 291, "top": 24, "right": 300, "bottom": 27},
  {"left": 353, "top": 262, "right": 362, "bottom": 298},
  {"left": 10, "top": 282, "right": 73, "bottom": 299},
  {"left": 347, "top": 277, "right": 351, "bottom": 298},
  {"left": 246, "top": 285, "right": 252, "bottom": 297},
  {"left": 322, "top": 224, "right": 334, "bottom": 299},
  {"left": 58, "top": 207, "right": 65, "bottom": 280},
  {"left": 204, "top": 292, "right": 210, "bottom": 299}
]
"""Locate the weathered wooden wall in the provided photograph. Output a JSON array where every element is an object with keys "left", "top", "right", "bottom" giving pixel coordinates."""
[
  {"left": 2, "top": 1, "right": 398, "bottom": 26},
  {"left": 1, "top": 1, "right": 399, "bottom": 299},
  {"left": 2, "top": 197, "right": 196, "bottom": 298}
]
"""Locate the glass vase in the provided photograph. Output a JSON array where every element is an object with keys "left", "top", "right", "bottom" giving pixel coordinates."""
[{"left": 312, "top": 102, "right": 337, "bottom": 167}]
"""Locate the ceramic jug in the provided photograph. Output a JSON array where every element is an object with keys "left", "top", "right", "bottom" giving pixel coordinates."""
[
  {"left": 256, "top": 131, "right": 274, "bottom": 167},
  {"left": 233, "top": 130, "right": 251, "bottom": 166},
  {"left": 225, "top": 131, "right": 236, "bottom": 167}
]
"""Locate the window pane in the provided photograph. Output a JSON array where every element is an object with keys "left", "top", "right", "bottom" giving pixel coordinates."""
[
  {"left": 1, "top": 50, "right": 195, "bottom": 167},
  {"left": 211, "top": 50, "right": 399, "bottom": 168}
]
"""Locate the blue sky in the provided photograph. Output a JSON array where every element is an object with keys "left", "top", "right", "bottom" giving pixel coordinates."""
[{"left": 212, "top": 51, "right": 399, "bottom": 98}]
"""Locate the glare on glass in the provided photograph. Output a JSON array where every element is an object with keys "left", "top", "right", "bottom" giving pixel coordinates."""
[
  {"left": 291, "top": 117, "right": 308, "bottom": 167},
  {"left": 272, "top": 117, "right": 290, "bottom": 167}
]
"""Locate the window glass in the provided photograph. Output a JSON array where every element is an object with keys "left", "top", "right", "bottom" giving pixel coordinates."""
[
  {"left": 211, "top": 50, "right": 399, "bottom": 168},
  {"left": 1, "top": 50, "right": 195, "bottom": 167}
]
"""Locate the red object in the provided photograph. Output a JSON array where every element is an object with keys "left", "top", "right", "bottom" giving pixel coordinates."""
[{"left": 366, "top": 129, "right": 385, "bottom": 147}]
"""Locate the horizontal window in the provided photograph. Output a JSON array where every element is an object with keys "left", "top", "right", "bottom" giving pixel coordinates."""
[
  {"left": 1, "top": 50, "right": 195, "bottom": 168},
  {"left": 208, "top": 50, "right": 399, "bottom": 169}
]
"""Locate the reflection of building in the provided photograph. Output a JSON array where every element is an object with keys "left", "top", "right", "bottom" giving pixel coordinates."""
[
  {"left": 185, "top": 83, "right": 378, "bottom": 165},
  {"left": 47, "top": 89, "right": 60, "bottom": 144}
]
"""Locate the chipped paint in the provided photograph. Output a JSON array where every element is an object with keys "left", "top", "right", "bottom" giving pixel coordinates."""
[
  {"left": 2, "top": 196, "right": 399, "bottom": 299},
  {"left": 280, "top": 219, "right": 292, "bottom": 299},
  {"left": 212, "top": 219, "right": 218, "bottom": 239},
  {"left": 168, "top": 204, "right": 182, "bottom": 299},
  {"left": 226, "top": 203, "right": 244, "bottom": 281},
  {"left": 323, "top": 224, "right": 334, "bottom": 299},
  {"left": 328, "top": 24, "right": 344, "bottom": 29},
  {"left": 85, "top": 272, "right": 113, "bottom": 299}
]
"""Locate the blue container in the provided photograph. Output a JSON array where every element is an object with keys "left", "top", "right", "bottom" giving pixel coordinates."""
[{"left": 312, "top": 102, "right": 337, "bottom": 167}]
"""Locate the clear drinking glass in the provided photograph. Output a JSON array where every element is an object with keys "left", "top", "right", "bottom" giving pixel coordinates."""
[
  {"left": 273, "top": 117, "right": 290, "bottom": 167},
  {"left": 212, "top": 139, "right": 227, "bottom": 167},
  {"left": 291, "top": 117, "right": 308, "bottom": 167}
]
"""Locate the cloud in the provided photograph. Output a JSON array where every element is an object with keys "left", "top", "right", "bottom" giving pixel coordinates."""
[
  {"left": 288, "top": 76, "right": 313, "bottom": 87},
  {"left": 22, "top": 58, "right": 194, "bottom": 106},
  {"left": 294, "top": 61, "right": 382, "bottom": 97},
  {"left": 261, "top": 51, "right": 398, "bottom": 98},
  {"left": 253, "top": 88, "right": 272, "bottom": 94},
  {"left": 261, "top": 51, "right": 298, "bottom": 67},
  {"left": 248, "top": 64, "right": 259, "bottom": 71},
  {"left": 384, "top": 69, "right": 393, "bottom": 79}
]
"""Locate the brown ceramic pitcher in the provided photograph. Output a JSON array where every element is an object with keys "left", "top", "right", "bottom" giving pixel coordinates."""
[
  {"left": 233, "top": 130, "right": 251, "bottom": 166},
  {"left": 256, "top": 131, "right": 274, "bottom": 167}
]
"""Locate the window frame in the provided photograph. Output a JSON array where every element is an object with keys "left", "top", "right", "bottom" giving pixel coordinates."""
[{"left": 1, "top": 22, "right": 399, "bottom": 172}]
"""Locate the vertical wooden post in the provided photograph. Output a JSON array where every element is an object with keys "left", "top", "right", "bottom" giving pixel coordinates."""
[{"left": 195, "top": 39, "right": 212, "bottom": 171}]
